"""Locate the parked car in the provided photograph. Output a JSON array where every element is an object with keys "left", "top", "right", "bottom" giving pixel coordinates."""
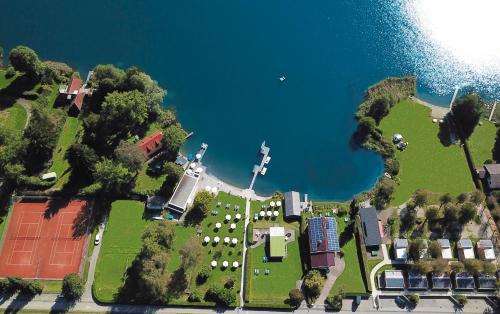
[{"left": 94, "top": 234, "right": 101, "bottom": 246}]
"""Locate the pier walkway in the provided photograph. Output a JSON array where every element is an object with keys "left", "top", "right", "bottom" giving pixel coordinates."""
[
  {"left": 489, "top": 101, "right": 497, "bottom": 121},
  {"left": 248, "top": 141, "right": 270, "bottom": 190}
]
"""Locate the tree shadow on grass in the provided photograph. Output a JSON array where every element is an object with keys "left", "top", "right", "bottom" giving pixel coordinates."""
[
  {"left": 339, "top": 222, "right": 354, "bottom": 248},
  {"left": 0, "top": 95, "right": 17, "bottom": 110},
  {"left": 0, "top": 75, "right": 38, "bottom": 99}
]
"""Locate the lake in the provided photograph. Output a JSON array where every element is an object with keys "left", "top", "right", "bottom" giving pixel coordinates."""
[{"left": 1, "top": 0, "right": 499, "bottom": 200}]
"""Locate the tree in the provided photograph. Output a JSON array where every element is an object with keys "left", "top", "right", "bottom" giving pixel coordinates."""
[
  {"left": 454, "top": 295, "right": 468, "bottom": 307},
  {"left": 288, "top": 288, "right": 304, "bottom": 308},
  {"left": 65, "top": 144, "right": 99, "bottom": 181},
  {"left": 406, "top": 294, "right": 420, "bottom": 306},
  {"left": 451, "top": 93, "right": 482, "bottom": 139},
  {"left": 482, "top": 261, "right": 497, "bottom": 275},
  {"left": 385, "top": 158, "right": 399, "bottom": 176},
  {"left": 443, "top": 204, "right": 459, "bottom": 224},
  {"left": 114, "top": 140, "right": 145, "bottom": 173},
  {"left": 439, "top": 193, "right": 453, "bottom": 208},
  {"left": 180, "top": 238, "right": 203, "bottom": 272},
  {"left": 302, "top": 270, "right": 324, "bottom": 300},
  {"left": 401, "top": 208, "right": 417, "bottom": 231},
  {"left": 158, "top": 109, "right": 177, "bottom": 128},
  {"left": 196, "top": 267, "right": 210, "bottom": 285},
  {"left": 459, "top": 202, "right": 476, "bottom": 224},
  {"left": 94, "top": 158, "right": 134, "bottom": 195},
  {"left": 23, "top": 107, "right": 58, "bottom": 172},
  {"left": 137, "top": 252, "right": 169, "bottom": 302},
  {"left": 205, "top": 286, "right": 236, "bottom": 306},
  {"left": 450, "top": 261, "right": 464, "bottom": 274},
  {"left": 409, "top": 239, "right": 426, "bottom": 261},
  {"left": 463, "top": 259, "right": 482, "bottom": 275},
  {"left": 142, "top": 221, "right": 176, "bottom": 250},
  {"left": 411, "top": 260, "right": 431, "bottom": 274},
  {"left": 185, "top": 191, "right": 214, "bottom": 225},
  {"left": 413, "top": 189, "right": 429, "bottom": 208},
  {"left": 374, "top": 178, "right": 396, "bottom": 210},
  {"left": 427, "top": 241, "right": 442, "bottom": 259},
  {"left": 368, "top": 95, "right": 391, "bottom": 123},
  {"left": 432, "top": 258, "right": 450, "bottom": 274},
  {"left": 425, "top": 206, "right": 440, "bottom": 222},
  {"left": 470, "top": 190, "right": 485, "bottom": 205},
  {"left": 159, "top": 162, "right": 184, "bottom": 196},
  {"left": 356, "top": 116, "right": 376, "bottom": 141},
  {"left": 457, "top": 192, "right": 469, "bottom": 204},
  {"left": 9, "top": 46, "right": 42, "bottom": 78},
  {"left": 62, "top": 273, "right": 84, "bottom": 300},
  {"left": 162, "top": 124, "right": 187, "bottom": 160}
]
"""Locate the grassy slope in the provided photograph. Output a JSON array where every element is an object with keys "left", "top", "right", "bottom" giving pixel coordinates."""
[
  {"left": 329, "top": 219, "right": 365, "bottom": 295},
  {"left": 133, "top": 164, "right": 166, "bottom": 195},
  {"left": 0, "top": 70, "right": 18, "bottom": 89},
  {"left": 93, "top": 200, "right": 152, "bottom": 302},
  {"left": 468, "top": 118, "right": 496, "bottom": 166},
  {"left": 0, "top": 103, "right": 27, "bottom": 134},
  {"left": 247, "top": 199, "right": 302, "bottom": 305},
  {"left": 379, "top": 100, "right": 474, "bottom": 205},
  {"left": 48, "top": 117, "right": 82, "bottom": 189}
]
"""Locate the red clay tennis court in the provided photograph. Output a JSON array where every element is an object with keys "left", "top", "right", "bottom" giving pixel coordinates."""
[{"left": 0, "top": 199, "right": 88, "bottom": 279}]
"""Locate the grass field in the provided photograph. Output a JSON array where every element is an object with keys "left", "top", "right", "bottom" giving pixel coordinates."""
[
  {"left": 379, "top": 100, "right": 474, "bottom": 205},
  {"left": 133, "top": 164, "right": 166, "bottom": 195},
  {"left": 93, "top": 200, "right": 153, "bottom": 303},
  {"left": 0, "top": 70, "right": 18, "bottom": 90},
  {"left": 246, "top": 199, "right": 303, "bottom": 306},
  {"left": 48, "top": 117, "right": 82, "bottom": 189},
  {"left": 0, "top": 103, "right": 27, "bottom": 134},
  {"left": 329, "top": 218, "right": 366, "bottom": 296},
  {"left": 468, "top": 118, "right": 496, "bottom": 166}
]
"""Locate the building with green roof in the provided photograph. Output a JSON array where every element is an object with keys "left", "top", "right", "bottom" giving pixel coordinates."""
[{"left": 269, "top": 226, "right": 286, "bottom": 258}]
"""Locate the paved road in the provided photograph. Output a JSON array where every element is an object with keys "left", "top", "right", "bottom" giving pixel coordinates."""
[
  {"left": 316, "top": 260, "right": 345, "bottom": 305},
  {"left": 82, "top": 224, "right": 105, "bottom": 302}
]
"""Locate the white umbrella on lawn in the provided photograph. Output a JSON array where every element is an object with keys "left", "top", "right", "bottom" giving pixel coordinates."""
[
  {"left": 214, "top": 236, "right": 220, "bottom": 243},
  {"left": 224, "top": 237, "right": 230, "bottom": 244},
  {"left": 211, "top": 260, "right": 217, "bottom": 268},
  {"left": 235, "top": 213, "right": 241, "bottom": 220},
  {"left": 232, "top": 238, "right": 238, "bottom": 245},
  {"left": 230, "top": 223, "right": 236, "bottom": 230},
  {"left": 222, "top": 261, "right": 229, "bottom": 268},
  {"left": 232, "top": 261, "right": 239, "bottom": 268},
  {"left": 273, "top": 210, "right": 279, "bottom": 217},
  {"left": 225, "top": 214, "right": 231, "bottom": 221},
  {"left": 276, "top": 200, "right": 282, "bottom": 207},
  {"left": 266, "top": 211, "right": 272, "bottom": 217},
  {"left": 215, "top": 222, "right": 222, "bottom": 229},
  {"left": 270, "top": 201, "right": 276, "bottom": 207},
  {"left": 204, "top": 236, "right": 210, "bottom": 243},
  {"left": 259, "top": 211, "right": 265, "bottom": 217}
]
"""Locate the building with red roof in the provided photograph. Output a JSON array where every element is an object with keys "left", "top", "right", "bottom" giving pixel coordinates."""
[
  {"left": 66, "top": 77, "right": 83, "bottom": 94},
  {"left": 137, "top": 131, "right": 164, "bottom": 159},
  {"left": 307, "top": 217, "right": 339, "bottom": 269},
  {"left": 58, "top": 77, "right": 89, "bottom": 115}
]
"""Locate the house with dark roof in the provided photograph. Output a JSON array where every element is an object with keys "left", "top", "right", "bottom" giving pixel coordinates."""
[
  {"left": 359, "top": 207, "right": 382, "bottom": 249},
  {"left": 408, "top": 271, "right": 428, "bottom": 290},
  {"left": 307, "top": 217, "right": 339, "bottom": 269},
  {"left": 137, "top": 131, "right": 163, "bottom": 159},
  {"left": 380, "top": 270, "right": 405, "bottom": 289},
  {"left": 431, "top": 273, "right": 451, "bottom": 290},
  {"left": 394, "top": 239, "right": 408, "bottom": 261},
  {"left": 477, "top": 164, "right": 500, "bottom": 190},
  {"left": 477, "top": 274, "right": 497, "bottom": 290},
  {"left": 453, "top": 272, "right": 475, "bottom": 290},
  {"left": 284, "top": 191, "right": 310, "bottom": 218}
]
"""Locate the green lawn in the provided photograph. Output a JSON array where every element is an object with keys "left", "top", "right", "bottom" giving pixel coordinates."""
[
  {"left": 48, "top": 117, "right": 82, "bottom": 189},
  {"left": 0, "top": 103, "right": 27, "bottom": 134},
  {"left": 329, "top": 218, "right": 366, "bottom": 295},
  {"left": 468, "top": 118, "right": 496, "bottom": 166},
  {"left": 379, "top": 100, "right": 474, "bottom": 205},
  {"left": 133, "top": 164, "right": 166, "bottom": 195},
  {"left": 0, "top": 70, "right": 18, "bottom": 89},
  {"left": 93, "top": 200, "right": 153, "bottom": 303},
  {"left": 246, "top": 199, "right": 303, "bottom": 306}
]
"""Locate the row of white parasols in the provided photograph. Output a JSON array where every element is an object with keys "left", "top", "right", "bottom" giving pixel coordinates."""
[
  {"left": 269, "top": 200, "right": 282, "bottom": 207},
  {"left": 204, "top": 236, "right": 238, "bottom": 245},
  {"left": 211, "top": 260, "right": 239, "bottom": 269},
  {"left": 259, "top": 210, "right": 280, "bottom": 217}
]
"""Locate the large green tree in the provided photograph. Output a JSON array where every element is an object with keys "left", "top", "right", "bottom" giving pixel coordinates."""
[
  {"left": 159, "top": 162, "right": 184, "bottom": 196},
  {"left": 62, "top": 273, "right": 84, "bottom": 300},
  {"left": 162, "top": 125, "right": 187, "bottom": 160},
  {"left": 65, "top": 144, "right": 99, "bottom": 181},
  {"left": 185, "top": 191, "right": 214, "bottom": 225},
  {"left": 368, "top": 94, "right": 391, "bottom": 124},
  {"left": 302, "top": 270, "right": 324, "bottom": 301},
  {"left": 114, "top": 140, "right": 145, "bottom": 174},
  {"left": 451, "top": 93, "right": 482, "bottom": 139},
  {"left": 94, "top": 159, "right": 134, "bottom": 195},
  {"left": 9, "top": 46, "right": 42, "bottom": 79}
]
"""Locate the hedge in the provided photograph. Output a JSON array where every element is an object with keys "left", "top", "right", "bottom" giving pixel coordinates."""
[
  {"left": 244, "top": 247, "right": 253, "bottom": 303},
  {"left": 354, "top": 215, "right": 371, "bottom": 292},
  {"left": 246, "top": 221, "right": 254, "bottom": 245},
  {"left": 244, "top": 303, "right": 293, "bottom": 310}
]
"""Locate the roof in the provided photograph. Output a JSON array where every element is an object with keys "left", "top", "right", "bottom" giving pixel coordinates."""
[
  {"left": 71, "top": 92, "right": 85, "bottom": 111},
  {"left": 484, "top": 164, "right": 500, "bottom": 188},
  {"left": 66, "top": 77, "right": 83, "bottom": 94},
  {"left": 394, "top": 239, "right": 408, "bottom": 260},
  {"left": 454, "top": 273, "right": 475, "bottom": 290},
  {"left": 384, "top": 270, "right": 405, "bottom": 289},
  {"left": 478, "top": 239, "right": 493, "bottom": 249},
  {"left": 167, "top": 173, "right": 199, "bottom": 213},
  {"left": 459, "top": 239, "right": 473, "bottom": 249},
  {"left": 359, "top": 207, "right": 382, "bottom": 246},
  {"left": 437, "top": 239, "right": 450, "bottom": 248},
  {"left": 395, "top": 239, "right": 408, "bottom": 248},
  {"left": 308, "top": 217, "right": 339, "bottom": 268},
  {"left": 432, "top": 274, "right": 451, "bottom": 290},
  {"left": 269, "top": 227, "right": 286, "bottom": 257},
  {"left": 137, "top": 131, "right": 163, "bottom": 158},
  {"left": 284, "top": 191, "right": 302, "bottom": 217},
  {"left": 478, "top": 275, "right": 497, "bottom": 290},
  {"left": 408, "top": 272, "right": 428, "bottom": 290}
]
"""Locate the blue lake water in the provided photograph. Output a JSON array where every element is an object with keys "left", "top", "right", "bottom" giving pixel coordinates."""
[{"left": 1, "top": 0, "right": 499, "bottom": 200}]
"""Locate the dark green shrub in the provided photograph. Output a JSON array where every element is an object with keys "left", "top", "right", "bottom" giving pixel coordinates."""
[
  {"left": 406, "top": 294, "right": 420, "bottom": 306},
  {"left": 5, "top": 65, "right": 16, "bottom": 78},
  {"left": 62, "top": 273, "right": 84, "bottom": 300},
  {"left": 205, "top": 286, "right": 236, "bottom": 306},
  {"left": 196, "top": 266, "right": 210, "bottom": 285},
  {"left": 288, "top": 288, "right": 304, "bottom": 308},
  {"left": 188, "top": 290, "right": 202, "bottom": 302},
  {"left": 325, "top": 293, "right": 343, "bottom": 311}
]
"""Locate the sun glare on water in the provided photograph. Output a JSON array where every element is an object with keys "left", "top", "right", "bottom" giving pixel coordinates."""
[{"left": 390, "top": 0, "right": 500, "bottom": 97}]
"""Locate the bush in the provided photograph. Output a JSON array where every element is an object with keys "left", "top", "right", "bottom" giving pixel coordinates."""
[
  {"left": 454, "top": 295, "right": 468, "bottom": 307},
  {"left": 21, "top": 281, "right": 43, "bottom": 295},
  {"left": 302, "top": 270, "right": 324, "bottom": 302},
  {"left": 188, "top": 290, "right": 202, "bottom": 302},
  {"left": 406, "top": 294, "right": 420, "bottom": 306},
  {"left": 288, "top": 288, "right": 304, "bottom": 308},
  {"left": 0, "top": 279, "right": 9, "bottom": 293},
  {"left": 325, "top": 293, "right": 343, "bottom": 311},
  {"left": 7, "top": 277, "right": 25, "bottom": 291},
  {"left": 62, "top": 273, "right": 84, "bottom": 300},
  {"left": 196, "top": 267, "right": 210, "bottom": 285},
  {"left": 224, "top": 278, "right": 235, "bottom": 289},
  {"left": 5, "top": 65, "right": 16, "bottom": 78}
]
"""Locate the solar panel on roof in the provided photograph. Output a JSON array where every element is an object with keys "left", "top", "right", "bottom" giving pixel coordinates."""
[
  {"left": 325, "top": 218, "right": 340, "bottom": 251},
  {"left": 309, "top": 217, "right": 323, "bottom": 252}
]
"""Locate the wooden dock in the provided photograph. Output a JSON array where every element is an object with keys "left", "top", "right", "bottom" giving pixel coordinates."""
[{"left": 249, "top": 141, "right": 270, "bottom": 190}]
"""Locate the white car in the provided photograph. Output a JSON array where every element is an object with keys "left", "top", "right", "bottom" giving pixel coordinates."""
[{"left": 94, "top": 234, "right": 101, "bottom": 245}]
